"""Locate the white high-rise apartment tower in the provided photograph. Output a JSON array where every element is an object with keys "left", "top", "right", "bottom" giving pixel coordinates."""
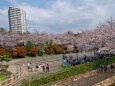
[{"left": 8, "top": 6, "right": 27, "bottom": 33}]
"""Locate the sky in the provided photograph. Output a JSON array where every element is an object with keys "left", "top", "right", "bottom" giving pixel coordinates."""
[{"left": 0, "top": 0, "right": 115, "bottom": 33}]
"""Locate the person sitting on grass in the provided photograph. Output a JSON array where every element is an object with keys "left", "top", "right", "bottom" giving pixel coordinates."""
[
  {"left": 36, "top": 65, "right": 39, "bottom": 69},
  {"left": 27, "top": 62, "right": 31, "bottom": 69}
]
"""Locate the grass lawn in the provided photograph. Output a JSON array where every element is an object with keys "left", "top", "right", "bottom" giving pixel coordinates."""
[{"left": 0, "top": 73, "right": 7, "bottom": 81}]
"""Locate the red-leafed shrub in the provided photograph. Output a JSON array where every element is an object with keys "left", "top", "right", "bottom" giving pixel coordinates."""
[
  {"left": 0, "top": 48, "right": 6, "bottom": 55},
  {"left": 53, "top": 45, "right": 58, "bottom": 50},
  {"left": 53, "top": 45, "right": 60, "bottom": 54},
  {"left": 30, "top": 49, "right": 38, "bottom": 56},
  {"left": 12, "top": 49, "right": 27, "bottom": 57},
  {"left": 53, "top": 45, "right": 65, "bottom": 54}
]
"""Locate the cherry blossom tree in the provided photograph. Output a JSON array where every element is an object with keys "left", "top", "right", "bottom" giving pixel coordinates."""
[
  {"left": 0, "top": 30, "right": 77, "bottom": 48},
  {"left": 77, "top": 18, "right": 115, "bottom": 55}
]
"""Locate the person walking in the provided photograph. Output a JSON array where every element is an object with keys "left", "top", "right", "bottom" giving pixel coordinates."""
[
  {"left": 111, "top": 64, "right": 114, "bottom": 69},
  {"left": 111, "top": 64, "right": 114, "bottom": 72},
  {"left": 46, "top": 64, "right": 49, "bottom": 73},
  {"left": 104, "top": 65, "right": 107, "bottom": 72},
  {"left": 71, "top": 63, "right": 73, "bottom": 67},
  {"left": 42, "top": 64, "right": 45, "bottom": 72}
]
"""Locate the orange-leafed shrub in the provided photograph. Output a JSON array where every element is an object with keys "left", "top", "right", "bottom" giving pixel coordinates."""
[
  {"left": 55, "top": 48, "right": 65, "bottom": 54},
  {"left": 53, "top": 45, "right": 61, "bottom": 54},
  {"left": 53, "top": 45, "right": 58, "bottom": 50},
  {"left": 12, "top": 51, "right": 17, "bottom": 57},
  {"left": 30, "top": 49, "right": 38, "bottom": 56},
  {"left": 0, "top": 48, "right": 6, "bottom": 55},
  {"left": 55, "top": 47, "right": 60, "bottom": 53},
  {"left": 12, "top": 49, "right": 27, "bottom": 57},
  {"left": 48, "top": 49, "right": 53, "bottom": 54},
  {"left": 61, "top": 44, "right": 67, "bottom": 50}
]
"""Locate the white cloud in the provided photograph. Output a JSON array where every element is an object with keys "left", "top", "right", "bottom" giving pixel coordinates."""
[
  {"left": 0, "top": 8, "right": 8, "bottom": 29},
  {"left": 0, "top": 0, "right": 115, "bottom": 33}
]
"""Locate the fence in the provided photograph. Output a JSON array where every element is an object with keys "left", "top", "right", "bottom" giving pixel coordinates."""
[{"left": 0, "top": 65, "right": 25, "bottom": 86}]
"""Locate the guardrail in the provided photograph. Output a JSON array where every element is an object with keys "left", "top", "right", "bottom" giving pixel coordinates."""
[{"left": 0, "top": 65, "right": 25, "bottom": 86}]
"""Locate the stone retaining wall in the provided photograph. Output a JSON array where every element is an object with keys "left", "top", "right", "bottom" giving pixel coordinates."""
[
  {"left": 92, "top": 76, "right": 115, "bottom": 86},
  {"left": 47, "top": 69, "right": 98, "bottom": 86},
  {"left": 46, "top": 63, "right": 115, "bottom": 86}
]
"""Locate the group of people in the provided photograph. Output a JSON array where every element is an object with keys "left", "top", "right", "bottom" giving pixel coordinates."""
[
  {"left": 63, "top": 54, "right": 95, "bottom": 67},
  {"left": 100, "top": 64, "right": 114, "bottom": 72},
  {"left": 27, "top": 62, "right": 50, "bottom": 73},
  {"left": 62, "top": 54, "right": 115, "bottom": 69}
]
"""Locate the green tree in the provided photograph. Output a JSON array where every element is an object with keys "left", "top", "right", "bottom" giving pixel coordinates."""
[
  {"left": 0, "top": 27, "right": 6, "bottom": 33},
  {"left": 49, "top": 40, "right": 53, "bottom": 49},
  {"left": 46, "top": 40, "right": 53, "bottom": 54},
  {"left": 26, "top": 31, "right": 30, "bottom": 34},
  {"left": 0, "top": 55, "right": 12, "bottom": 69},
  {"left": 26, "top": 41, "right": 34, "bottom": 52}
]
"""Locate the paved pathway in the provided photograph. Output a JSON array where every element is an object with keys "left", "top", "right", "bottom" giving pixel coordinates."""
[
  {"left": 6, "top": 52, "right": 95, "bottom": 73},
  {"left": 6, "top": 52, "right": 95, "bottom": 86},
  {"left": 5, "top": 52, "right": 94, "bottom": 65}
]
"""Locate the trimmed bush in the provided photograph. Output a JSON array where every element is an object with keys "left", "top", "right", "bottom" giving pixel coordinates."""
[
  {"left": 22, "top": 56, "right": 115, "bottom": 86},
  {"left": 0, "top": 48, "right": 6, "bottom": 55},
  {"left": 30, "top": 49, "right": 38, "bottom": 57},
  {"left": 12, "top": 49, "right": 27, "bottom": 58}
]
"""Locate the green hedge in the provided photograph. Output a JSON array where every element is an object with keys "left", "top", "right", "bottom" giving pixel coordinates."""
[{"left": 22, "top": 56, "right": 115, "bottom": 86}]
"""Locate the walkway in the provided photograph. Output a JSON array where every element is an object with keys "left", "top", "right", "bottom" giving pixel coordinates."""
[
  {"left": 6, "top": 52, "right": 95, "bottom": 74},
  {"left": 5, "top": 52, "right": 95, "bottom": 86}
]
